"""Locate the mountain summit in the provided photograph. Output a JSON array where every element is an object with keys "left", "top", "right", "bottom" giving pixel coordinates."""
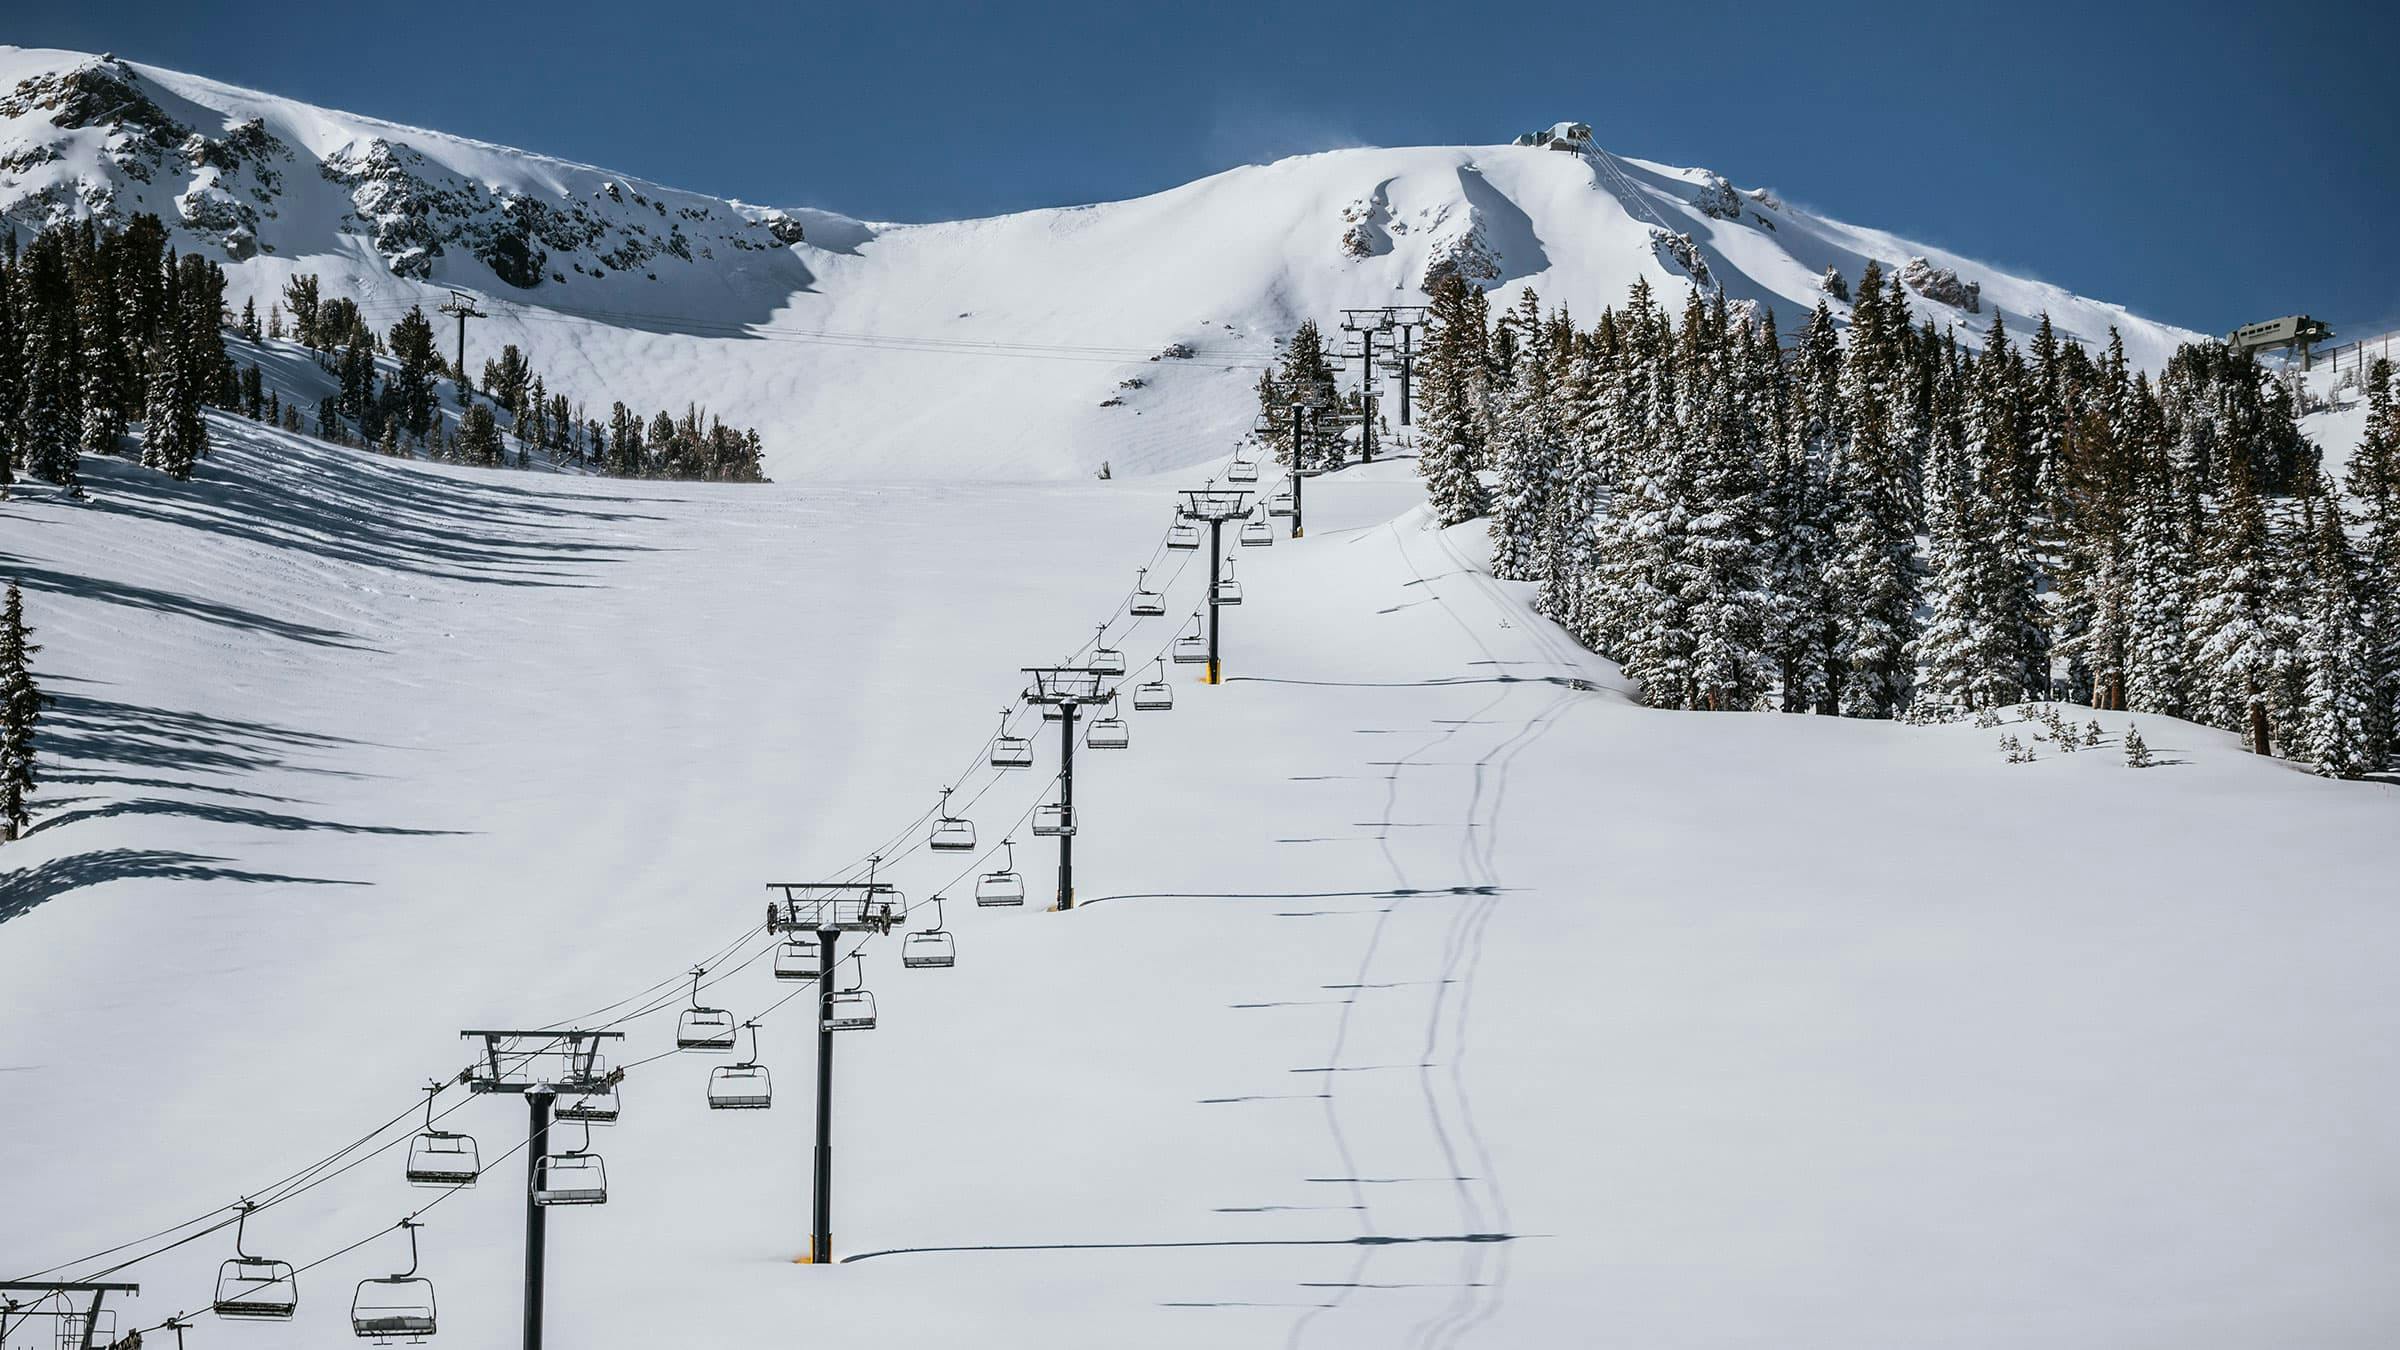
[{"left": 0, "top": 47, "right": 2201, "bottom": 478}]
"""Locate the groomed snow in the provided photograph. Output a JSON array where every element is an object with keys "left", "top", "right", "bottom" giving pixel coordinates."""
[{"left": 4, "top": 398, "right": 2397, "bottom": 1347}]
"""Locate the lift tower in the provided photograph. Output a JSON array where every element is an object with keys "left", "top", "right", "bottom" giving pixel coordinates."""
[
  {"left": 1178, "top": 488, "right": 1252, "bottom": 684},
  {"left": 1340, "top": 308, "right": 1396, "bottom": 462},
  {"left": 766, "top": 881, "right": 899, "bottom": 1266},
  {"left": 1023, "top": 666, "right": 1116, "bottom": 911},
  {"left": 459, "top": 1028, "right": 623, "bottom": 1350}
]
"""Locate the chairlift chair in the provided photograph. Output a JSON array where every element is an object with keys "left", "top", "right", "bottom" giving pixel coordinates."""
[
  {"left": 674, "top": 969, "right": 738, "bottom": 1052},
  {"left": 1089, "top": 622, "right": 1128, "bottom": 676},
  {"left": 1133, "top": 662, "right": 1174, "bottom": 711},
  {"left": 903, "top": 892, "right": 958, "bottom": 968},
  {"left": 404, "top": 1083, "right": 480, "bottom": 1188},
  {"left": 707, "top": 1023, "right": 773, "bottom": 1110},
  {"left": 1268, "top": 490, "right": 1296, "bottom": 518},
  {"left": 773, "top": 937, "right": 818, "bottom": 981},
  {"left": 1032, "top": 800, "right": 1076, "bottom": 837},
  {"left": 531, "top": 1135, "right": 608, "bottom": 1206},
  {"left": 976, "top": 842, "right": 1026, "bottom": 906},
  {"left": 213, "top": 1203, "right": 299, "bottom": 1321},
  {"left": 930, "top": 786, "right": 976, "bottom": 852},
  {"left": 1088, "top": 696, "right": 1131, "bottom": 750},
  {"left": 1228, "top": 456, "right": 1259, "bottom": 484},
  {"left": 349, "top": 1221, "right": 436, "bottom": 1343},
  {"left": 1240, "top": 514, "right": 1273, "bottom": 547},
  {"left": 991, "top": 708, "right": 1034, "bottom": 768},
  {"left": 825, "top": 961, "right": 878, "bottom": 1031},
  {"left": 1130, "top": 568, "right": 1166, "bottom": 617},
  {"left": 555, "top": 1079, "right": 620, "bottom": 1125},
  {"left": 1214, "top": 565, "right": 1244, "bottom": 606},
  {"left": 1167, "top": 519, "right": 1201, "bottom": 551},
  {"left": 1173, "top": 623, "right": 1208, "bottom": 664}
]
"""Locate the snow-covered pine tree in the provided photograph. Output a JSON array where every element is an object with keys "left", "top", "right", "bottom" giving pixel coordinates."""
[
  {"left": 2190, "top": 452, "right": 2278, "bottom": 755},
  {"left": 2298, "top": 501, "right": 2375, "bottom": 778},
  {"left": 2344, "top": 358, "right": 2399, "bottom": 768},
  {"left": 1488, "top": 290, "right": 1563, "bottom": 581},
  {"left": 1681, "top": 308, "right": 1772, "bottom": 710},
  {"left": 1418, "top": 273, "right": 1493, "bottom": 526},
  {"left": 1826, "top": 261, "right": 1920, "bottom": 717},
  {"left": 2119, "top": 378, "right": 2192, "bottom": 716},
  {"left": 0, "top": 582, "right": 41, "bottom": 843},
  {"left": 1761, "top": 303, "right": 1838, "bottom": 712}
]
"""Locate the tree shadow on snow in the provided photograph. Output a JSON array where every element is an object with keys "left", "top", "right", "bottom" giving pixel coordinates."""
[
  {"left": 0, "top": 848, "right": 363, "bottom": 926},
  {"left": 23, "top": 797, "right": 466, "bottom": 839},
  {"left": 0, "top": 551, "right": 373, "bottom": 651}
]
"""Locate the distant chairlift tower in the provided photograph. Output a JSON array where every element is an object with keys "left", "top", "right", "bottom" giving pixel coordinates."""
[
  {"left": 1023, "top": 666, "right": 1117, "bottom": 912},
  {"left": 764, "top": 879, "right": 900, "bottom": 1266},
  {"left": 438, "top": 290, "right": 487, "bottom": 395},
  {"left": 1340, "top": 308, "right": 1397, "bottom": 461},
  {"left": 1177, "top": 489, "right": 1253, "bottom": 684}
]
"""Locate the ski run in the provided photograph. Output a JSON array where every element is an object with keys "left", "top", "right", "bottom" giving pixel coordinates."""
[{"left": 3, "top": 43, "right": 2399, "bottom": 1350}]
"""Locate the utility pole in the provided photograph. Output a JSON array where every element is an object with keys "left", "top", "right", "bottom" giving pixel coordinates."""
[
  {"left": 1, "top": 1282, "right": 137, "bottom": 1350},
  {"left": 460, "top": 1029, "right": 623, "bottom": 1350},
  {"left": 1023, "top": 668, "right": 1113, "bottom": 909},
  {"left": 1178, "top": 489, "right": 1251, "bottom": 684},
  {"left": 765, "top": 882, "right": 898, "bottom": 1264},
  {"left": 438, "top": 290, "right": 486, "bottom": 396}
]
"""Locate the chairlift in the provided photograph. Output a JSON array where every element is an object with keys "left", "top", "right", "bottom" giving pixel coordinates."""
[
  {"left": 531, "top": 1122, "right": 607, "bottom": 1206},
  {"left": 991, "top": 708, "right": 1034, "bottom": 768},
  {"left": 1214, "top": 560, "right": 1244, "bottom": 607},
  {"left": 1167, "top": 518, "right": 1201, "bottom": 551},
  {"left": 555, "top": 1076, "right": 620, "bottom": 1125},
  {"left": 976, "top": 841, "right": 1026, "bottom": 907},
  {"left": 1090, "top": 623, "right": 1127, "bottom": 676},
  {"left": 1088, "top": 696, "right": 1130, "bottom": 750},
  {"left": 1239, "top": 514, "right": 1273, "bottom": 547},
  {"left": 404, "top": 1082, "right": 480, "bottom": 1188},
  {"left": 1228, "top": 456, "right": 1259, "bottom": 484},
  {"left": 773, "top": 937, "right": 818, "bottom": 981},
  {"left": 213, "top": 1201, "right": 299, "bottom": 1321},
  {"left": 904, "top": 893, "right": 956, "bottom": 968},
  {"left": 1032, "top": 801, "right": 1076, "bottom": 837},
  {"left": 1173, "top": 618, "right": 1208, "bottom": 664},
  {"left": 349, "top": 1220, "right": 436, "bottom": 1343},
  {"left": 1133, "top": 660, "right": 1175, "bottom": 711},
  {"left": 675, "top": 968, "right": 738, "bottom": 1052},
  {"left": 707, "top": 1023, "right": 773, "bottom": 1110},
  {"left": 1130, "top": 568, "right": 1166, "bottom": 617},
  {"left": 1268, "top": 490, "right": 1296, "bottom": 518},
  {"left": 824, "top": 958, "right": 877, "bottom": 1031},
  {"left": 930, "top": 786, "right": 977, "bottom": 852}
]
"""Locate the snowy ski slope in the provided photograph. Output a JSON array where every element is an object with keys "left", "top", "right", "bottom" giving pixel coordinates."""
[
  {"left": 0, "top": 46, "right": 2208, "bottom": 481},
  {"left": 3, "top": 394, "right": 2397, "bottom": 1347}
]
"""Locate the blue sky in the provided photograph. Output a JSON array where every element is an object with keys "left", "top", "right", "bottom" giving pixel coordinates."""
[{"left": 12, "top": 0, "right": 2397, "bottom": 338}]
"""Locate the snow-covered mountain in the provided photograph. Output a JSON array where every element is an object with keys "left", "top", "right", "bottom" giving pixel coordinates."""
[{"left": 0, "top": 48, "right": 2207, "bottom": 480}]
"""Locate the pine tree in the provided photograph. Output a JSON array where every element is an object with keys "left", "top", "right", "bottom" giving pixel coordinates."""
[
  {"left": 2191, "top": 454, "right": 2278, "bottom": 754},
  {"left": 2345, "top": 358, "right": 2399, "bottom": 769},
  {"left": 1487, "top": 291, "right": 1562, "bottom": 581},
  {"left": 2298, "top": 502, "right": 2374, "bottom": 777},
  {"left": 239, "top": 296, "right": 260, "bottom": 343},
  {"left": 1762, "top": 304, "right": 1837, "bottom": 712},
  {"left": 1680, "top": 307, "right": 1771, "bottom": 710},
  {"left": 1418, "top": 273, "right": 1493, "bottom": 525},
  {"left": 0, "top": 582, "right": 42, "bottom": 843},
  {"left": 1826, "top": 261, "right": 1920, "bottom": 717},
  {"left": 458, "top": 403, "right": 504, "bottom": 467}
]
